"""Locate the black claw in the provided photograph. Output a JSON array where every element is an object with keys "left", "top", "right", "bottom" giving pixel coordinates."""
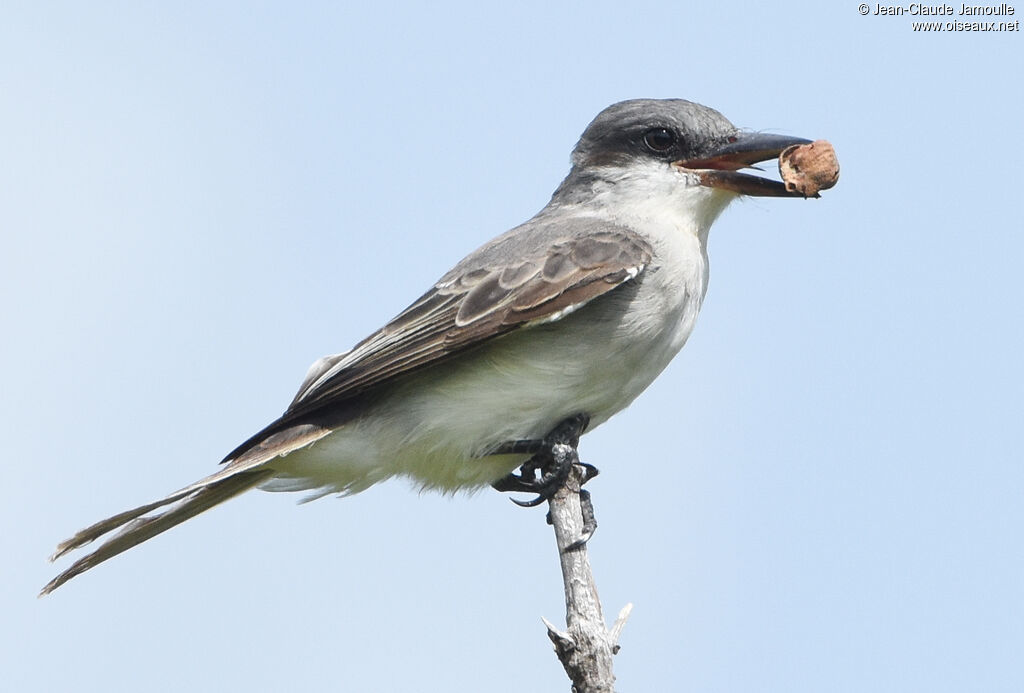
[
  {"left": 510, "top": 495, "right": 547, "bottom": 508},
  {"left": 490, "top": 413, "right": 603, "bottom": 547},
  {"left": 489, "top": 413, "right": 592, "bottom": 506},
  {"left": 496, "top": 444, "right": 573, "bottom": 506},
  {"left": 564, "top": 489, "right": 597, "bottom": 551}
]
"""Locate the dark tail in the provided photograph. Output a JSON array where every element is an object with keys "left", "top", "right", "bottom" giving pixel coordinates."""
[{"left": 41, "top": 468, "right": 274, "bottom": 596}]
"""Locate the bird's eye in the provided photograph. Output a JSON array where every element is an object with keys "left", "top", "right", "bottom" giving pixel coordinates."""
[{"left": 642, "top": 128, "right": 676, "bottom": 152}]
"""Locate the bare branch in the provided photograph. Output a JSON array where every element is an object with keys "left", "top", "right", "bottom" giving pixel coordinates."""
[{"left": 543, "top": 455, "right": 630, "bottom": 692}]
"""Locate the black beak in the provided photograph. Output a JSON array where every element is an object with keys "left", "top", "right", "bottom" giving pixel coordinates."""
[{"left": 675, "top": 132, "right": 813, "bottom": 197}]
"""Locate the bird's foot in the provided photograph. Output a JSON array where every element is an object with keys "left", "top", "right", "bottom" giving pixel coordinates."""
[
  {"left": 491, "top": 414, "right": 595, "bottom": 508},
  {"left": 562, "top": 489, "right": 597, "bottom": 551}
]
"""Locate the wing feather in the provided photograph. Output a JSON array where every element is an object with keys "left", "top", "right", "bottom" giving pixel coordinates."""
[{"left": 222, "top": 222, "right": 652, "bottom": 463}]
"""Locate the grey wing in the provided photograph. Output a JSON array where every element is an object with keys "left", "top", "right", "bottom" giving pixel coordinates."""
[{"left": 222, "top": 220, "right": 652, "bottom": 462}]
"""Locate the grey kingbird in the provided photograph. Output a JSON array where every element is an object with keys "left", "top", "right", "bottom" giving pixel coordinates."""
[{"left": 43, "top": 98, "right": 820, "bottom": 595}]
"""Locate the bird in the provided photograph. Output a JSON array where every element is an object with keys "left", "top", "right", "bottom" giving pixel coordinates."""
[{"left": 42, "top": 98, "right": 820, "bottom": 595}]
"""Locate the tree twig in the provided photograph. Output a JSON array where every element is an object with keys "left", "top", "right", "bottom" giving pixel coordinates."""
[{"left": 543, "top": 447, "right": 632, "bottom": 692}]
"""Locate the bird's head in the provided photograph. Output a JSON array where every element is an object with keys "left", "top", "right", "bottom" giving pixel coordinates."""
[{"left": 551, "top": 99, "right": 814, "bottom": 234}]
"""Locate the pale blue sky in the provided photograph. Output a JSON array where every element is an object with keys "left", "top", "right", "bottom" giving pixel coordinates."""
[{"left": 3, "top": 2, "right": 1021, "bottom": 692}]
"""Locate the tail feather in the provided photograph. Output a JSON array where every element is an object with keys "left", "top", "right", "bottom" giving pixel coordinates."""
[
  {"left": 49, "top": 491, "right": 195, "bottom": 563},
  {"left": 41, "top": 468, "right": 273, "bottom": 596}
]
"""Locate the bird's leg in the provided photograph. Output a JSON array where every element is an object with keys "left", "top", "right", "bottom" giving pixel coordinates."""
[{"left": 491, "top": 414, "right": 594, "bottom": 508}]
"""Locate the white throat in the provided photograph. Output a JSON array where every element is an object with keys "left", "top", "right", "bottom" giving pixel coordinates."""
[{"left": 561, "top": 159, "right": 737, "bottom": 248}]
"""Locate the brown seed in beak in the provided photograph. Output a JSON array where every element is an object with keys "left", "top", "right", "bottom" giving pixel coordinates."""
[{"left": 779, "top": 140, "right": 840, "bottom": 198}]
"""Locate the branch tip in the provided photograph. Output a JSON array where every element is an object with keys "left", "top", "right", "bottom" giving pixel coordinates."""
[
  {"left": 609, "top": 602, "right": 633, "bottom": 649},
  {"left": 542, "top": 616, "right": 572, "bottom": 644}
]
